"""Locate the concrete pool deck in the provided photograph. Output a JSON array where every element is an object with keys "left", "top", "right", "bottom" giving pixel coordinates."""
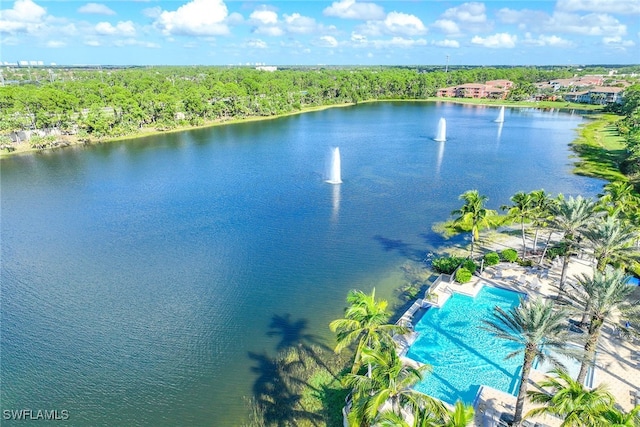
[{"left": 396, "top": 233, "right": 640, "bottom": 426}]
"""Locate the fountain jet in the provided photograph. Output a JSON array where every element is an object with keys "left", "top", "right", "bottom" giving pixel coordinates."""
[
  {"left": 434, "top": 118, "right": 446, "bottom": 142},
  {"left": 495, "top": 106, "right": 505, "bottom": 123},
  {"left": 326, "top": 147, "right": 342, "bottom": 184}
]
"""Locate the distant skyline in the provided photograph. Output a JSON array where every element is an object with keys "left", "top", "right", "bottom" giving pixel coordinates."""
[{"left": 1, "top": 0, "right": 638, "bottom": 66}]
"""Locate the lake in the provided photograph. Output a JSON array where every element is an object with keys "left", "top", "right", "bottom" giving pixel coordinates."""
[{"left": 0, "top": 102, "right": 604, "bottom": 426}]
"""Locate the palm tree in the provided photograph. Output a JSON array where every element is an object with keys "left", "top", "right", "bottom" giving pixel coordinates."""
[
  {"left": 377, "top": 393, "right": 450, "bottom": 427},
  {"left": 483, "top": 297, "right": 570, "bottom": 425},
  {"left": 451, "top": 190, "right": 496, "bottom": 259},
  {"left": 502, "top": 191, "right": 536, "bottom": 259},
  {"left": 597, "top": 181, "right": 639, "bottom": 219},
  {"left": 526, "top": 368, "right": 615, "bottom": 426},
  {"left": 529, "top": 189, "right": 555, "bottom": 257},
  {"left": 583, "top": 215, "right": 640, "bottom": 272},
  {"left": 345, "top": 346, "right": 439, "bottom": 426},
  {"left": 564, "top": 267, "right": 640, "bottom": 385},
  {"left": 441, "top": 401, "right": 475, "bottom": 427},
  {"left": 330, "top": 288, "right": 407, "bottom": 375},
  {"left": 548, "top": 195, "right": 596, "bottom": 296},
  {"left": 596, "top": 405, "right": 640, "bottom": 426}
]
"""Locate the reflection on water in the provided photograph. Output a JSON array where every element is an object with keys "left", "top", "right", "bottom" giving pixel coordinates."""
[
  {"left": 1, "top": 102, "right": 606, "bottom": 426},
  {"left": 331, "top": 183, "right": 341, "bottom": 223},
  {"left": 497, "top": 121, "right": 504, "bottom": 142},
  {"left": 436, "top": 140, "right": 445, "bottom": 176}
]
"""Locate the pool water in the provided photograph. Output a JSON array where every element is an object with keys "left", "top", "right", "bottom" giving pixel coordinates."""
[{"left": 406, "top": 285, "right": 525, "bottom": 405}]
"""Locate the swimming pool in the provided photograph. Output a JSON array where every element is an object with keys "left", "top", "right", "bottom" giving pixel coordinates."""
[{"left": 406, "top": 285, "right": 525, "bottom": 405}]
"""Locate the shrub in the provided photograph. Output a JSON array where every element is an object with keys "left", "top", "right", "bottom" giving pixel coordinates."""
[
  {"left": 501, "top": 249, "right": 518, "bottom": 263},
  {"left": 462, "top": 259, "right": 477, "bottom": 273},
  {"left": 455, "top": 268, "right": 473, "bottom": 283},
  {"left": 517, "top": 258, "right": 534, "bottom": 267},
  {"left": 432, "top": 256, "right": 463, "bottom": 274},
  {"left": 484, "top": 252, "right": 500, "bottom": 266},
  {"left": 546, "top": 242, "right": 568, "bottom": 260}
]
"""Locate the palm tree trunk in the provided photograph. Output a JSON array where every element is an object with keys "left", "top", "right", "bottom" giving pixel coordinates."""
[
  {"left": 514, "top": 348, "right": 536, "bottom": 425},
  {"left": 538, "top": 230, "right": 554, "bottom": 265},
  {"left": 520, "top": 220, "right": 527, "bottom": 259},
  {"left": 470, "top": 234, "right": 475, "bottom": 259},
  {"left": 577, "top": 321, "right": 602, "bottom": 385},
  {"left": 558, "top": 255, "right": 570, "bottom": 298}
]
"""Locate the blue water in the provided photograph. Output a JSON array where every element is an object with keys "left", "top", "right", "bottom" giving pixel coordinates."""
[
  {"left": 407, "top": 285, "right": 526, "bottom": 405},
  {"left": 1, "top": 102, "right": 605, "bottom": 425}
]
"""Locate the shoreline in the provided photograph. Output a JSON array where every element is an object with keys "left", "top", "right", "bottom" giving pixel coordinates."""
[{"left": 0, "top": 98, "right": 603, "bottom": 159}]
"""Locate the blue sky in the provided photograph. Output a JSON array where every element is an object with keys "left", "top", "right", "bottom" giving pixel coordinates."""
[{"left": 1, "top": 0, "right": 638, "bottom": 66}]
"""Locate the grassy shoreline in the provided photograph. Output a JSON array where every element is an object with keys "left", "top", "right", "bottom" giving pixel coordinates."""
[
  {"left": 569, "top": 113, "right": 629, "bottom": 183},
  {"left": 1, "top": 98, "right": 603, "bottom": 159}
]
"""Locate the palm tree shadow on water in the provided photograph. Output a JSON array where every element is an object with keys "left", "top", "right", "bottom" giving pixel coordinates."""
[{"left": 245, "top": 313, "right": 350, "bottom": 427}]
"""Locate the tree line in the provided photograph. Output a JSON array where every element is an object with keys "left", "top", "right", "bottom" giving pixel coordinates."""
[{"left": 0, "top": 66, "right": 574, "bottom": 139}]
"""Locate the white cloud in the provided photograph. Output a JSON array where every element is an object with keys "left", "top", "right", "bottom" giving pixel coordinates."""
[
  {"left": 319, "top": 35, "right": 338, "bottom": 47},
  {"left": 497, "top": 7, "right": 628, "bottom": 37},
  {"left": 249, "top": 8, "right": 284, "bottom": 36},
  {"left": 253, "top": 25, "right": 283, "bottom": 36},
  {"left": 227, "top": 12, "right": 243, "bottom": 25},
  {"left": 59, "top": 23, "right": 77, "bottom": 36},
  {"left": 155, "top": 0, "right": 229, "bottom": 36},
  {"left": 78, "top": 3, "right": 115, "bottom": 15},
  {"left": 431, "top": 19, "right": 460, "bottom": 35},
  {"left": 0, "top": 0, "right": 47, "bottom": 34},
  {"left": 556, "top": 0, "right": 640, "bottom": 14},
  {"left": 545, "top": 12, "right": 626, "bottom": 36},
  {"left": 283, "top": 13, "right": 318, "bottom": 34},
  {"left": 521, "top": 33, "right": 574, "bottom": 47},
  {"left": 113, "top": 38, "right": 160, "bottom": 48},
  {"left": 323, "top": 0, "right": 385, "bottom": 20},
  {"left": 246, "top": 38, "right": 267, "bottom": 48},
  {"left": 84, "top": 39, "right": 101, "bottom": 46},
  {"left": 383, "top": 12, "right": 426, "bottom": 36},
  {"left": 358, "top": 11, "right": 426, "bottom": 37},
  {"left": 603, "top": 36, "right": 636, "bottom": 47},
  {"left": 351, "top": 32, "right": 366, "bottom": 43},
  {"left": 432, "top": 39, "right": 460, "bottom": 48},
  {"left": 250, "top": 9, "right": 277, "bottom": 25},
  {"left": 471, "top": 32, "right": 517, "bottom": 48},
  {"left": 95, "top": 20, "right": 136, "bottom": 37},
  {"left": 496, "top": 8, "right": 548, "bottom": 27},
  {"left": 142, "top": 6, "right": 162, "bottom": 19},
  {"left": 442, "top": 2, "right": 487, "bottom": 24},
  {"left": 372, "top": 36, "right": 427, "bottom": 48},
  {"left": 437, "top": 2, "right": 491, "bottom": 34},
  {"left": 349, "top": 32, "right": 428, "bottom": 49},
  {"left": 46, "top": 39, "right": 65, "bottom": 47}
]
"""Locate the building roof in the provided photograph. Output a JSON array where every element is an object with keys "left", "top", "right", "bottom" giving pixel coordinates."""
[{"left": 589, "top": 86, "right": 624, "bottom": 93}]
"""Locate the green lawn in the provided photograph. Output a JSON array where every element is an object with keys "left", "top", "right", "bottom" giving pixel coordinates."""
[{"left": 569, "top": 114, "right": 628, "bottom": 182}]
